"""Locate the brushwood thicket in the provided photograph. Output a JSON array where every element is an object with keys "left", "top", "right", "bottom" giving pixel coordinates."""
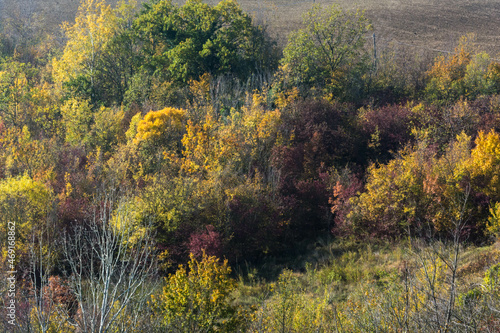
[{"left": 1, "top": 0, "right": 500, "bottom": 331}]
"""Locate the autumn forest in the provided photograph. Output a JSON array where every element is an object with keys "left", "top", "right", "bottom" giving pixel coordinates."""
[{"left": 1, "top": 0, "right": 500, "bottom": 331}]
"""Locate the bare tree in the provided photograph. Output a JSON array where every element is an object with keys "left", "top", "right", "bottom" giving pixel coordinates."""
[
  {"left": 63, "top": 189, "right": 157, "bottom": 333},
  {"left": 409, "top": 179, "right": 472, "bottom": 333}
]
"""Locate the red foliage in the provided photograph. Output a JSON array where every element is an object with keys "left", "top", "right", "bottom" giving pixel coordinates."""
[
  {"left": 45, "top": 276, "right": 78, "bottom": 317},
  {"left": 187, "top": 225, "right": 223, "bottom": 259},
  {"left": 276, "top": 99, "right": 361, "bottom": 170},
  {"left": 360, "top": 104, "right": 413, "bottom": 161},
  {"left": 227, "top": 193, "right": 282, "bottom": 262},
  {"left": 329, "top": 172, "right": 364, "bottom": 236},
  {"left": 270, "top": 99, "right": 362, "bottom": 243}
]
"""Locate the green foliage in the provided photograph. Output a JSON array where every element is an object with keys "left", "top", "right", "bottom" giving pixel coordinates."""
[
  {"left": 61, "top": 98, "right": 93, "bottom": 146},
  {"left": 5, "top": 0, "right": 500, "bottom": 328},
  {"left": 424, "top": 35, "right": 473, "bottom": 103},
  {"left": 281, "top": 4, "right": 371, "bottom": 100},
  {"left": 134, "top": 0, "right": 277, "bottom": 83},
  {"left": 53, "top": 0, "right": 116, "bottom": 96},
  {"left": 0, "top": 61, "right": 35, "bottom": 128},
  {"left": 60, "top": 98, "right": 125, "bottom": 152},
  {"left": 424, "top": 34, "right": 500, "bottom": 104},
  {"left": 463, "top": 52, "right": 496, "bottom": 97},
  {"left": 253, "top": 270, "right": 299, "bottom": 332},
  {"left": 152, "top": 252, "right": 244, "bottom": 332},
  {"left": 88, "top": 106, "right": 125, "bottom": 152},
  {"left": 133, "top": 175, "right": 199, "bottom": 238}
]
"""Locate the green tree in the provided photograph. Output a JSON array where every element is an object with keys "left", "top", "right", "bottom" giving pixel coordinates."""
[
  {"left": 134, "top": 0, "right": 277, "bottom": 83},
  {"left": 281, "top": 4, "right": 371, "bottom": 99}
]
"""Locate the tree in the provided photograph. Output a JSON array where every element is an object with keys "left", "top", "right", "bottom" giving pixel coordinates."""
[
  {"left": 0, "top": 175, "right": 54, "bottom": 254},
  {"left": 134, "top": 0, "right": 277, "bottom": 83},
  {"left": 128, "top": 107, "right": 187, "bottom": 174},
  {"left": 468, "top": 130, "right": 500, "bottom": 201},
  {"left": 134, "top": 107, "right": 186, "bottom": 149},
  {"left": 53, "top": 0, "right": 115, "bottom": 101},
  {"left": 152, "top": 252, "right": 243, "bottom": 332},
  {"left": 62, "top": 190, "right": 157, "bottom": 333},
  {"left": 53, "top": 0, "right": 139, "bottom": 105},
  {"left": 347, "top": 133, "right": 476, "bottom": 239},
  {"left": 0, "top": 61, "right": 33, "bottom": 129},
  {"left": 422, "top": 34, "right": 500, "bottom": 103},
  {"left": 281, "top": 4, "right": 371, "bottom": 99}
]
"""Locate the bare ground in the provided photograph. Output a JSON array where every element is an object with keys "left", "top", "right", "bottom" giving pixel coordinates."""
[{"left": 2, "top": 0, "right": 500, "bottom": 55}]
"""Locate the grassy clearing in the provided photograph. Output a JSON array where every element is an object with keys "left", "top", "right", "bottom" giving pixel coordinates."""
[{"left": 234, "top": 238, "right": 500, "bottom": 316}]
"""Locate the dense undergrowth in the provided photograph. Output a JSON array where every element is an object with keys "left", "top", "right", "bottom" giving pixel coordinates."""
[{"left": 1, "top": 0, "right": 500, "bottom": 331}]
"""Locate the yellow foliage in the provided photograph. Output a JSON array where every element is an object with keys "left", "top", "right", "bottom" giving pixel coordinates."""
[
  {"left": 487, "top": 202, "right": 500, "bottom": 238},
  {"left": 52, "top": 0, "right": 117, "bottom": 87},
  {"left": 181, "top": 114, "right": 242, "bottom": 175},
  {"left": 152, "top": 252, "right": 241, "bottom": 332},
  {"left": 189, "top": 73, "right": 212, "bottom": 105},
  {"left": 469, "top": 130, "right": 500, "bottom": 199},
  {"left": 125, "top": 112, "right": 142, "bottom": 142},
  {"left": 30, "top": 303, "right": 75, "bottom": 333},
  {"left": 135, "top": 107, "right": 186, "bottom": 144},
  {"left": 0, "top": 126, "right": 56, "bottom": 180},
  {"left": 349, "top": 133, "right": 472, "bottom": 235},
  {"left": 61, "top": 98, "right": 93, "bottom": 146},
  {"left": 425, "top": 34, "right": 475, "bottom": 102},
  {"left": 275, "top": 86, "right": 299, "bottom": 109},
  {"left": 0, "top": 175, "right": 54, "bottom": 259}
]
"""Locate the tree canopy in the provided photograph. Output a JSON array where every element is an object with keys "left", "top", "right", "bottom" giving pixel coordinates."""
[
  {"left": 134, "top": 0, "right": 278, "bottom": 83},
  {"left": 281, "top": 4, "right": 371, "bottom": 99}
]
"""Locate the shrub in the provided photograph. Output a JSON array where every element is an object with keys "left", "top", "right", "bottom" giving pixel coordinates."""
[{"left": 152, "top": 252, "right": 245, "bottom": 332}]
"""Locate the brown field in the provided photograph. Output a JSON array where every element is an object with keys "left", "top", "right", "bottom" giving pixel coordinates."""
[
  {"left": 232, "top": 0, "right": 500, "bottom": 55},
  {"left": 2, "top": 0, "right": 500, "bottom": 55}
]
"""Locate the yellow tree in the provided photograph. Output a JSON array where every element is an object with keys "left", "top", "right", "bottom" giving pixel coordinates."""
[
  {"left": 52, "top": 0, "right": 117, "bottom": 101},
  {"left": 135, "top": 107, "right": 186, "bottom": 148},
  {"left": 131, "top": 107, "right": 187, "bottom": 173},
  {"left": 239, "top": 94, "right": 282, "bottom": 173},
  {"left": 0, "top": 175, "right": 54, "bottom": 258},
  {"left": 468, "top": 130, "right": 500, "bottom": 201},
  {"left": 425, "top": 34, "right": 475, "bottom": 103},
  {"left": 152, "top": 252, "right": 243, "bottom": 332},
  {"left": 181, "top": 114, "right": 242, "bottom": 175},
  {"left": 0, "top": 126, "right": 56, "bottom": 180}
]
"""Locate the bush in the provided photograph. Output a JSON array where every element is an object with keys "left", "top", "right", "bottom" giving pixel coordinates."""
[{"left": 152, "top": 252, "right": 245, "bottom": 332}]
